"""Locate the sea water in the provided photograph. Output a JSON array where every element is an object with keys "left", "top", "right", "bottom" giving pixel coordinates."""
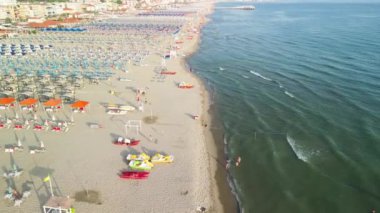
[{"left": 188, "top": 3, "right": 380, "bottom": 212}]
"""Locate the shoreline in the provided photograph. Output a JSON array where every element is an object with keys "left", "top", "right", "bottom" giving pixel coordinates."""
[{"left": 181, "top": 2, "right": 239, "bottom": 212}]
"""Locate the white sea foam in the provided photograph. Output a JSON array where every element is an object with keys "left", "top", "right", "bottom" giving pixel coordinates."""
[
  {"left": 286, "top": 134, "right": 320, "bottom": 162},
  {"left": 249, "top": 70, "right": 295, "bottom": 98},
  {"left": 242, "top": 75, "right": 249, "bottom": 79},
  {"left": 249, "top": 70, "right": 272, "bottom": 81},
  {"left": 284, "top": 91, "right": 295, "bottom": 98},
  {"left": 286, "top": 135, "right": 308, "bottom": 162},
  {"left": 219, "top": 67, "right": 225, "bottom": 71}
]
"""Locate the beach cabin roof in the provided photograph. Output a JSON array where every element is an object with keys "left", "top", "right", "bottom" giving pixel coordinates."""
[
  {"left": 43, "top": 99, "right": 61, "bottom": 107},
  {"left": 19, "top": 98, "right": 38, "bottom": 106},
  {"left": 71, "top": 100, "right": 89, "bottom": 108},
  {"left": 0, "top": 97, "right": 15, "bottom": 105}
]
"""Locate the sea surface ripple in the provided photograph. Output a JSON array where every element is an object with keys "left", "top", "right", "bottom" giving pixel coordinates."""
[{"left": 189, "top": 3, "right": 380, "bottom": 213}]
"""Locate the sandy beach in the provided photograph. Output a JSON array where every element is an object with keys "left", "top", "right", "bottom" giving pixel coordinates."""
[{"left": 0, "top": 1, "right": 236, "bottom": 212}]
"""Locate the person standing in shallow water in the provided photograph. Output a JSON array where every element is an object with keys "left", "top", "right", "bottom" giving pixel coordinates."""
[
  {"left": 226, "top": 156, "right": 241, "bottom": 170},
  {"left": 235, "top": 156, "right": 241, "bottom": 167}
]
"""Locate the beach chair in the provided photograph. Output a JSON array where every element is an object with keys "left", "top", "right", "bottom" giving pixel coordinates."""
[{"left": 14, "top": 199, "right": 23, "bottom": 207}]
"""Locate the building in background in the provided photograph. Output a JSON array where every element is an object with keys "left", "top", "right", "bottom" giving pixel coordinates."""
[{"left": 0, "top": 0, "right": 17, "bottom": 6}]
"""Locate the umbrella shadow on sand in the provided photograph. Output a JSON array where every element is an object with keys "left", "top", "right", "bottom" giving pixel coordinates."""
[
  {"left": 28, "top": 166, "right": 56, "bottom": 208},
  {"left": 29, "top": 166, "right": 54, "bottom": 180}
]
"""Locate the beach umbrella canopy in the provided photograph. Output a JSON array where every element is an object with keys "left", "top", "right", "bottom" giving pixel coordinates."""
[
  {"left": 43, "top": 99, "right": 61, "bottom": 107},
  {"left": 0, "top": 97, "right": 15, "bottom": 105},
  {"left": 71, "top": 100, "right": 89, "bottom": 108},
  {"left": 19, "top": 98, "right": 38, "bottom": 106}
]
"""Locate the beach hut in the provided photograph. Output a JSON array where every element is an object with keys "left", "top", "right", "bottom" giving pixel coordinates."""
[
  {"left": 42, "top": 196, "right": 75, "bottom": 213},
  {"left": 71, "top": 100, "right": 89, "bottom": 113}
]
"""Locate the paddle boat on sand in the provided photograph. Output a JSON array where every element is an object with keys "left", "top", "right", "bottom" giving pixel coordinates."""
[
  {"left": 113, "top": 137, "right": 140, "bottom": 146},
  {"left": 126, "top": 153, "right": 150, "bottom": 161},
  {"left": 178, "top": 82, "right": 194, "bottom": 89},
  {"left": 129, "top": 160, "right": 154, "bottom": 171},
  {"left": 119, "top": 171, "right": 150, "bottom": 180},
  {"left": 151, "top": 153, "right": 174, "bottom": 164},
  {"left": 161, "top": 71, "right": 176, "bottom": 75}
]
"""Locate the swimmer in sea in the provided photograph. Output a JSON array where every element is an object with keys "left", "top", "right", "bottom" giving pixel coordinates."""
[{"left": 235, "top": 156, "right": 241, "bottom": 167}]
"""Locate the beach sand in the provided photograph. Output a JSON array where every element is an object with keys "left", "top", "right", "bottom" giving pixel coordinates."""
[{"left": 0, "top": 1, "right": 237, "bottom": 212}]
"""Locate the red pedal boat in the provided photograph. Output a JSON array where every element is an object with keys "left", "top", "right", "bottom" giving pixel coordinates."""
[
  {"left": 160, "top": 71, "right": 176, "bottom": 75},
  {"left": 119, "top": 171, "right": 150, "bottom": 179},
  {"left": 113, "top": 137, "right": 140, "bottom": 146}
]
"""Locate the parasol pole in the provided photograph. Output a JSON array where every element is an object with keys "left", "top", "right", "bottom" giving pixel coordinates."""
[{"left": 49, "top": 177, "right": 54, "bottom": 197}]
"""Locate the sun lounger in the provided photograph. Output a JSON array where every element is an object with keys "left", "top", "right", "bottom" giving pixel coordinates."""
[{"left": 30, "top": 148, "right": 46, "bottom": 154}]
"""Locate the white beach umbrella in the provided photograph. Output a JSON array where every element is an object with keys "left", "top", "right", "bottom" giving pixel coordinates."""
[{"left": 52, "top": 115, "right": 56, "bottom": 121}]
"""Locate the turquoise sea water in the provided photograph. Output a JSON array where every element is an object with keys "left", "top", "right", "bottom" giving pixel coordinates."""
[{"left": 188, "top": 3, "right": 380, "bottom": 213}]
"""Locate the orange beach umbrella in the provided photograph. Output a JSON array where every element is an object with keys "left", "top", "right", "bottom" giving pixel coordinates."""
[
  {"left": 0, "top": 97, "right": 15, "bottom": 105},
  {"left": 71, "top": 100, "right": 89, "bottom": 108},
  {"left": 19, "top": 98, "right": 38, "bottom": 106},
  {"left": 43, "top": 99, "right": 62, "bottom": 107}
]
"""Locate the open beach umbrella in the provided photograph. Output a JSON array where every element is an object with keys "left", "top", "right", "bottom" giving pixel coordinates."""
[
  {"left": 0, "top": 97, "right": 15, "bottom": 105},
  {"left": 70, "top": 100, "right": 89, "bottom": 109},
  {"left": 19, "top": 98, "right": 38, "bottom": 106},
  {"left": 43, "top": 99, "right": 62, "bottom": 107}
]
